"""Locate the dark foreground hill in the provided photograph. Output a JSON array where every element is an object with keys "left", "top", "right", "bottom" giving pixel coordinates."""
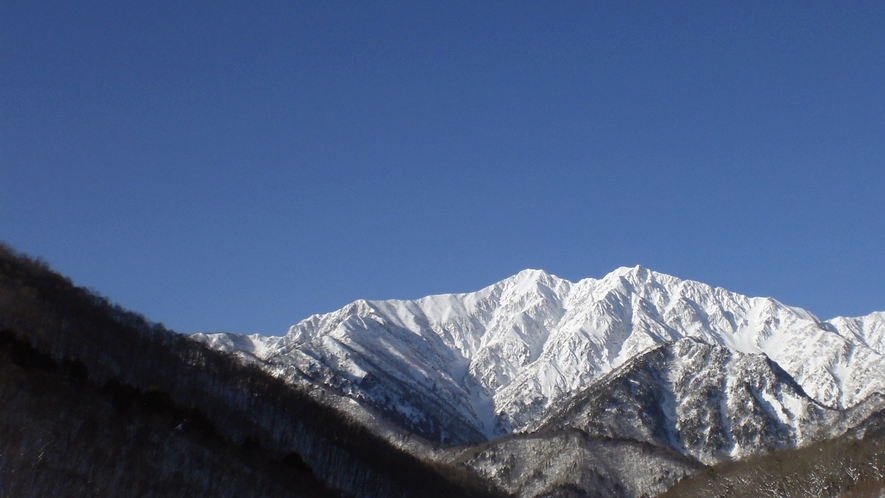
[
  {"left": 0, "top": 328, "right": 333, "bottom": 497},
  {"left": 0, "top": 244, "right": 501, "bottom": 498}
]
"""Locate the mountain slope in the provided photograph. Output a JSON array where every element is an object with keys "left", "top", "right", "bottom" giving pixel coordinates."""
[
  {"left": 442, "top": 338, "right": 885, "bottom": 497},
  {"left": 538, "top": 337, "right": 884, "bottom": 464},
  {"left": 659, "top": 410, "right": 885, "bottom": 498},
  {"left": 453, "top": 430, "right": 703, "bottom": 498}
]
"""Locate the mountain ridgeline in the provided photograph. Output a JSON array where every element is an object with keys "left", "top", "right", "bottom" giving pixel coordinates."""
[{"left": 0, "top": 244, "right": 501, "bottom": 498}]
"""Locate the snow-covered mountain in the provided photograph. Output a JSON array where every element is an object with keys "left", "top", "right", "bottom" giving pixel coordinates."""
[{"left": 194, "top": 266, "right": 885, "bottom": 456}]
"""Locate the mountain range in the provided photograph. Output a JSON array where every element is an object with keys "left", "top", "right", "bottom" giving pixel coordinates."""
[{"left": 195, "top": 266, "right": 885, "bottom": 496}]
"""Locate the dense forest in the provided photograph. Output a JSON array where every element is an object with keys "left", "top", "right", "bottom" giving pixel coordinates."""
[{"left": 0, "top": 244, "right": 502, "bottom": 497}]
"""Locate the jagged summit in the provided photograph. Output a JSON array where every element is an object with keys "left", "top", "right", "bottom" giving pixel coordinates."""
[
  {"left": 510, "top": 267, "right": 555, "bottom": 281},
  {"left": 194, "top": 267, "right": 885, "bottom": 447},
  {"left": 610, "top": 263, "right": 648, "bottom": 277}
]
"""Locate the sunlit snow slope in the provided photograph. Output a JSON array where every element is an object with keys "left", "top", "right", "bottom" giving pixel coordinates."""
[{"left": 195, "top": 266, "right": 885, "bottom": 445}]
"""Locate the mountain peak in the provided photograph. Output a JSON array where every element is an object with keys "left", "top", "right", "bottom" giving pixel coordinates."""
[
  {"left": 502, "top": 268, "right": 564, "bottom": 293},
  {"left": 595, "top": 264, "right": 667, "bottom": 295},
  {"left": 608, "top": 264, "right": 652, "bottom": 280},
  {"left": 513, "top": 268, "right": 551, "bottom": 280}
]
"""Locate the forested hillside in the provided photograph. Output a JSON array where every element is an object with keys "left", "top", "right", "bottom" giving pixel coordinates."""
[
  {"left": 0, "top": 244, "right": 500, "bottom": 497},
  {"left": 656, "top": 408, "right": 885, "bottom": 498}
]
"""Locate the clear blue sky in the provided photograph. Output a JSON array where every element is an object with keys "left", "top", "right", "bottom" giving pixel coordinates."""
[{"left": 2, "top": 1, "right": 883, "bottom": 335}]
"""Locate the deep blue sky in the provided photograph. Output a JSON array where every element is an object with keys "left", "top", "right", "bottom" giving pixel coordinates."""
[{"left": 2, "top": 1, "right": 883, "bottom": 335}]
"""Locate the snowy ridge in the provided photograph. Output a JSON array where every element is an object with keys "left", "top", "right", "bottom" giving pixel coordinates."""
[{"left": 194, "top": 266, "right": 885, "bottom": 446}]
